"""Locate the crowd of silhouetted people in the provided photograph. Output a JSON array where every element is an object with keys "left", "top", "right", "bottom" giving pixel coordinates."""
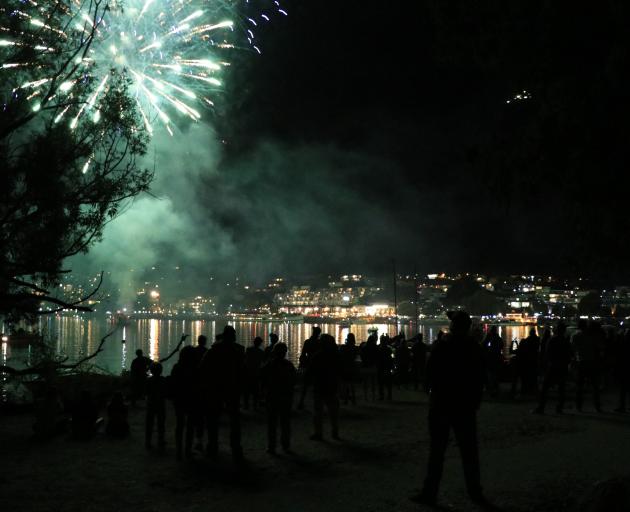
[
  {"left": 473, "top": 319, "right": 630, "bottom": 415},
  {"left": 28, "top": 314, "right": 630, "bottom": 506},
  {"left": 122, "top": 325, "right": 437, "bottom": 459}
]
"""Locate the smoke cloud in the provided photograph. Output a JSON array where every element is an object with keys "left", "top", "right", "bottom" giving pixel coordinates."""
[{"left": 71, "top": 123, "right": 432, "bottom": 305}]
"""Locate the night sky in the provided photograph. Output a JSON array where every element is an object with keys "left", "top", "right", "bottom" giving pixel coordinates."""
[
  {"left": 71, "top": 1, "right": 630, "bottom": 291},
  {"left": 205, "top": 1, "right": 630, "bottom": 282}
]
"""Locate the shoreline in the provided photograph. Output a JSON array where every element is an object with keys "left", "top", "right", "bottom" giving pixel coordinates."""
[{"left": 26, "top": 311, "right": 544, "bottom": 327}]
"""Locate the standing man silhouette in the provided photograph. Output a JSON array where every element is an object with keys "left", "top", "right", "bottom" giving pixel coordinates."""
[
  {"left": 200, "top": 325, "right": 245, "bottom": 461},
  {"left": 533, "top": 322, "right": 572, "bottom": 414},
  {"left": 130, "top": 349, "right": 151, "bottom": 406},
  {"left": 413, "top": 311, "right": 486, "bottom": 506}
]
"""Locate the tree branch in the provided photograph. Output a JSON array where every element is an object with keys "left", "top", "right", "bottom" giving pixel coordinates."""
[
  {"left": 2, "top": 271, "right": 105, "bottom": 314},
  {"left": 0, "top": 328, "right": 116, "bottom": 376},
  {"left": 8, "top": 277, "right": 49, "bottom": 295},
  {"left": 0, "top": 292, "right": 94, "bottom": 313},
  {"left": 59, "top": 328, "right": 115, "bottom": 369}
]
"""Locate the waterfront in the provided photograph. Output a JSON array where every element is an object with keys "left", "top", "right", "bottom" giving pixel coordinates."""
[{"left": 2, "top": 316, "right": 533, "bottom": 375}]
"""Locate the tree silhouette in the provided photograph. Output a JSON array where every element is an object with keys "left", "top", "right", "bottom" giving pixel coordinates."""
[{"left": 0, "top": 1, "right": 152, "bottom": 321}]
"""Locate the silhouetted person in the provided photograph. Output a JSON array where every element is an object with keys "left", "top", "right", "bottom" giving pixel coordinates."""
[
  {"left": 603, "top": 327, "right": 618, "bottom": 390},
  {"left": 483, "top": 326, "right": 503, "bottom": 396},
  {"left": 512, "top": 328, "right": 540, "bottom": 396},
  {"left": 360, "top": 333, "right": 379, "bottom": 401},
  {"left": 396, "top": 336, "right": 412, "bottom": 388},
  {"left": 305, "top": 334, "right": 341, "bottom": 440},
  {"left": 538, "top": 327, "right": 551, "bottom": 377},
  {"left": 191, "top": 335, "right": 208, "bottom": 452},
  {"left": 243, "top": 336, "right": 265, "bottom": 410},
  {"left": 130, "top": 349, "right": 151, "bottom": 406},
  {"left": 200, "top": 325, "right": 245, "bottom": 461},
  {"left": 261, "top": 342, "right": 297, "bottom": 454},
  {"left": 411, "top": 333, "right": 428, "bottom": 390},
  {"left": 170, "top": 346, "right": 197, "bottom": 459},
  {"left": 33, "top": 386, "right": 67, "bottom": 440},
  {"left": 145, "top": 362, "right": 167, "bottom": 450},
  {"left": 265, "top": 332, "right": 279, "bottom": 361},
  {"left": 339, "top": 333, "right": 359, "bottom": 405},
  {"left": 106, "top": 392, "right": 129, "bottom": 438},
  {"left": 432, "top": 330, "right": 445, "bottom": 347},
  {"left": 413, "top": 311, "right": 486, "bottom": 506},
  {"left": 470, "top": 323, "right": 484, "bottom": 345},
  {"left": 539, "top": 326, "right": 551, "bottom": 351},
  {"left": 614, "top": 329, "right": 630, "bottom": 412},
  {"left": 193, "top": 334, "right": 208, "bottom": 366},
  {"left": 299, "top": 326, "right": 322, "bottom": 369},
  {"left": 298, "top": 326, "right": 322, "bottom": 408},
  {"left": 533, "top": 322, "right": 572, "bottom": 414},
  {"left": 377, "top": 334, "right": 394, "bottom": 400},
  {"left": 72, "top": 390, "right": 101, "bottom": 440},
  {"left": 573, "top": 320, "right": 603, "bottom": 412}
]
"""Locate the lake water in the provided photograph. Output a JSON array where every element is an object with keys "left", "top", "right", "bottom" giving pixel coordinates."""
[{"left": 1, "top": 316, "right": 533, "bottom": 376}]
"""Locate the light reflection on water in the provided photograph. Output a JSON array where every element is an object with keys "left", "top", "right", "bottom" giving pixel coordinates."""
[
  {"left": 0, "top": 317, "right": 534, "bottom": 376},
  {"left": 149, "top": 319, "right": 159, "bottom": 362},
  {"left": 1, "top": 342, "right": 7, "bottom": 403}
]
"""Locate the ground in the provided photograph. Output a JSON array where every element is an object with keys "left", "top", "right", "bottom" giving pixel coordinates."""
[{"left": 1, "top": 385, "right": 629, "bottom": 512}]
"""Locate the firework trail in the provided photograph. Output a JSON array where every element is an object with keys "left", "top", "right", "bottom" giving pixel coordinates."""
[{"left": 1, "top": 0, "right": 286, "bottom": 136}]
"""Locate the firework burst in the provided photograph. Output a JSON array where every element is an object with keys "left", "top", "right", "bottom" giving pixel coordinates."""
[{"left": 1, "top": 0, "right": 286, "bottom": 136}]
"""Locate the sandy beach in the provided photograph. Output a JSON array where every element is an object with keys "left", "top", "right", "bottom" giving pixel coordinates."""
[{"left": 1, "top": 385, "right": 629, "bottom": 512}]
